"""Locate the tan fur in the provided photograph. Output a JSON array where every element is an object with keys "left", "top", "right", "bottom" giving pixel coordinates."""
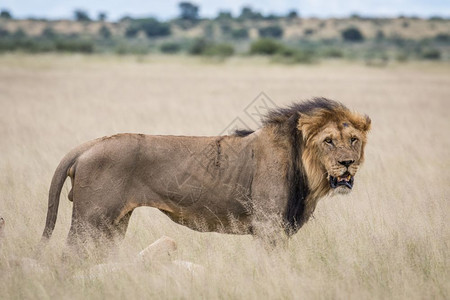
[{"left": 41, "top": 99, "right": 370, "bottom": 250}]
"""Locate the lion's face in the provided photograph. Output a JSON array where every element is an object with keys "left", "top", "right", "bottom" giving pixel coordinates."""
[
  {"left": 298, "top": 108, "right": 371, "bottom": 195},
  {"left": 314, "top": 122, "right": 366, "bottom": 194}
]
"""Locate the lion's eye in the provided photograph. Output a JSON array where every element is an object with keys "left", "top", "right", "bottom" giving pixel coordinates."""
[
  {"left": 351, "top": 137, "right": 358, "bottom": 144},
  {"left": 324, "top": 138, "right": 333, "bottom": 144}
]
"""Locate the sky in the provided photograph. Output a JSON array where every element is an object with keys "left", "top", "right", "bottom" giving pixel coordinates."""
[{"left": 1, "top": 0, "right": 449, "bottom": 20}]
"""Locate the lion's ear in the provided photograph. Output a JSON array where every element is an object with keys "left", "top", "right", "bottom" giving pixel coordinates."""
[
  {"left": 351, "top": 112, "right": 371, "bottom": 133},
  {"left": 364, "top": 115, "right": 371, "bottom": 132}
]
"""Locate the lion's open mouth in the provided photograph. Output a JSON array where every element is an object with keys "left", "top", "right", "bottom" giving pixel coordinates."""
[{"left": 329, "top": 172, "right": 354, "bottom": 189}]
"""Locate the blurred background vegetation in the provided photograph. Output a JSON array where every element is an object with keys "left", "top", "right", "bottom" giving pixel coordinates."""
[{"left": 0, "top": 2, "right": 449, "bottom": 64}]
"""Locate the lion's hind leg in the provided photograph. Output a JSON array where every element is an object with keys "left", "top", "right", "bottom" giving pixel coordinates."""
[{"left": 65, "top": 200, "right": 136, "bottom": 260}]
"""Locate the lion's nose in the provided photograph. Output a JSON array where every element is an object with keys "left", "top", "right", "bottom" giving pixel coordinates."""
[{"left": 339, "top": 160, "right": 354, "bottom": 167}]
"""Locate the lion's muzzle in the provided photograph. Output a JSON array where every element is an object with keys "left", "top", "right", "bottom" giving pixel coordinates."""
[{"left": 329, "top": 172, "right": 354, "bottom": 189}]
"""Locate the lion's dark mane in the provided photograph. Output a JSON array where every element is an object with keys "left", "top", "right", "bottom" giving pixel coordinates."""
[{"left": 234, "top": 98, "right": 343, "bottom": 235}]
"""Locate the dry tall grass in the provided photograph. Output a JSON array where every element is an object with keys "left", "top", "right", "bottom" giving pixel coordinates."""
[{"left": 0, "top": 54, "right": 448, "bottom": 299}]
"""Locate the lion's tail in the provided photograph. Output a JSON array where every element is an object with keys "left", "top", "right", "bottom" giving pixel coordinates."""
[{"left": 40, "top": 140, "right": 97, "bottom": 243}]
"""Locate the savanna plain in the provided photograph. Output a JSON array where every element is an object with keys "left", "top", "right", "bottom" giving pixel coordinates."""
[{"left": 0, "top": 54, "right": 448, "bottom": 299}]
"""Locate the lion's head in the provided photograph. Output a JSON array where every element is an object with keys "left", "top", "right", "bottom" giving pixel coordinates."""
[
  {"left": 298, "top": 99, "right": 371, "bottom": 195},
  {"left": 245, "top": 98, "right": 371, "bottom": 233}
]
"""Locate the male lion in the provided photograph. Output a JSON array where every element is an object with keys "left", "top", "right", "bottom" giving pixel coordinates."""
[{"left": 41, "top": 98, "right": 370, "bottom": 247}]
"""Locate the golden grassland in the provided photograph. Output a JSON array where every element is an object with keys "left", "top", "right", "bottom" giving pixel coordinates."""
[{"left": 0, "top": 54, "right": 449, "bottom": 299}]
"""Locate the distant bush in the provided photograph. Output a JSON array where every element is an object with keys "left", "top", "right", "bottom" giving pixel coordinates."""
[
  {"left": 435, "top": 33, "right": 450, "bottom": 43},
  {"left": 0, "top": 27, "right": 9, "bottom": 38},
  {"left": 27, "top": 39, "right": 56, "bottom": 52},
  {"left": 67, "top": 33, "right": 80, "bottom": 39},
  {"left": 342, "top": 27, "right": 364, "bottom": 42},
  {"left": 160, "top": 42, "right": 181, "bottom": 54},
  {"left": 139, "top": 19, "right": 171, "bottom": 38},
  {"left": 125, "top": 27, "right": 139, "bottom": 38},
  {"left": 0, "top": 38, "right": 56, "bottom": 53},
  {"left": 188, "top": 39, "right": 234, "bottom": 57},
  {"left": 275, "top": 47, "right": 314, "bottom": 64},
  {"left": 0, "top": 38, "right": 17, "bottom": 52},
  {"left": 304, "top": 28, "right": 314, "bottom": 36},
  {"left": 203, "top": 23, "right": 214, "bottom": 39},
  {"left": 203, "top": 43, "right": 234, "bottom": 57},
  {"left": 98, "top": 12, "right": 107, "bottom": 22},
  {"left": 375, "top": 30, "right": 385, "bottom": 40},
  {"left": 114, "top": 43, "right": 149, "bottom": 55},
  {"left": 55, "top": 39, "right": 94, "bottom": 53},
  {"left": 258, "top": 25, "right": 283, "bottom": 38},
  {"left": 429, "top": 16, "right": 444, "bottom": 21},
  {"left": 216, "top": 11, "right": 232, "bottom": 21},
  {"left": 287, "top": 10, "right": 298, "bottom": 18},
  {"left": 126, "top": 18, "right": 171, "bottom": 38},
  {"left": 396, "top": 51, "right": 409, "bottom": 62},
  {"left": 173, "top": 18, "right": 197, "bottom": 30},
  {"left": 421, "top": 48, "right": 441, "bottom": 60},
  {"left": 41, "top": 27, "right": 57, "bottom": 39},
  {"left": 119, "top": 16, "right": 132, "bottom": 22},
  {"left": 239, "top": 7, "right": 263, "bottom": 20},
  {"left": 12, "top": 29, "right": 26, "bottom": 39},
  {"left": 390, "top": 35, "right": 406, "bottom": 47},
  {"left": 189, "top": 38, "right": 209, "bottom": 55},
  {"left": 231, "top": 28, "right": 249, "bottom": 39},
  {"left": 27, "top": 17, "right": 48, "bottom": 22},
  {"left": 0, "top": 9, "right": 12, "bottom": 19},
  {"left": 249, "top": 38, "right": 284, "bottom": 55},
  {"left": 249, "top": 39, "right": 314, "bottom": 63},
  {"left": 74, "top": 10, "right": 90, "bottom": 22},
  {"left": 220, "top": 23, "right": 231, "bottom": 35},
  {"left": 264, "top": 14, "right": 279, "bottom": 21},
  {"left": 99, "top": 25, "right": 111, "bottom": 39},
  {"left": 178, "top": 2, "right": 199, "bottom": 21},
  {"left": 321, "top": 47, "right": 344, "bottom": 58}
]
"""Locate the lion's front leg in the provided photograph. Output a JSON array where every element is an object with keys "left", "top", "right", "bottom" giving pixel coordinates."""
[{"left": 250, "top": 206, "right": 289, "bottom": 250}]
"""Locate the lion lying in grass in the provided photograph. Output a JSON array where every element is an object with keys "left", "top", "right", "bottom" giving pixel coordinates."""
[{"left": 41, "top": 98, "right": 370, "bottom": 248}]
